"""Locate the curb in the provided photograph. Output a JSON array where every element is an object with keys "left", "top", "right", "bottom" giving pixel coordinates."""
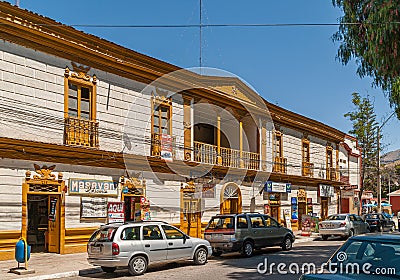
[{"left": 13, "top": 267, "right": 102, "bottom": 280}]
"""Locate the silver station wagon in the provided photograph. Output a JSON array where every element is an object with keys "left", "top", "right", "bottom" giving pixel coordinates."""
[
  {"left": 87, "top": 221, "right": 212, "bottom": 275},
  {"left": 319, "top": 213, "right": 370, "bottom": 240}
]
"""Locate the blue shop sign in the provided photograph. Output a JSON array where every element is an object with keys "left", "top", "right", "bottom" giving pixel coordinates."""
[{"left": 264, "top": 181, "right": 291, "bottom": 193}]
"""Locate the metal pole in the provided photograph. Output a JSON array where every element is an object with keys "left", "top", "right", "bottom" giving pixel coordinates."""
[{"left": 377, "top": 126, "right": 381, "bottom": 213}]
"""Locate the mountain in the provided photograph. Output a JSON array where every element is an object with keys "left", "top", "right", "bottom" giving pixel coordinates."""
[{"left": 381, "top": 149, "right": 400, "bottom": 165}]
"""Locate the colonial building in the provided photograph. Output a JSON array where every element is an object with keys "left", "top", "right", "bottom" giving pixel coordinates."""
[
  {"left": 0, "top": 2, "right": 348, "bottom": 260},
  {"left": 338, "top": 135, "right": 362, "bottom": 214}
]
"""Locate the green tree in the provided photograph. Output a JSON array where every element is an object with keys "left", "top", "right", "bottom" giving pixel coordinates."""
[
  {"left": 332, "top": 0, "right": 400, "bottom": 119},
  {"left": 345, "top": 93, "right": 380, "bottom": 213}
]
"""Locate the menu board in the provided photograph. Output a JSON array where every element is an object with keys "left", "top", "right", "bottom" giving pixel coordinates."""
[{"left": 81, "top": 197, "right": 108, "bottom": 219}]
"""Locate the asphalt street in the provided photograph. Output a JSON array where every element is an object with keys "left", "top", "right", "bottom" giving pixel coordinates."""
[{"left": 62, "top": 239, "right": 344, "bottom": 280}]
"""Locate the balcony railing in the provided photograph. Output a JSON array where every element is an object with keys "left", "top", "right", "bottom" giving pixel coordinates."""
[
  {"left": 326, "top": 167, "right": 339, "bottom": 181},
  {"left": 64, "top": 116, "right": 99, "bottom": 148},
  {"left": 151, "top": 133, "right": 176, "bottom": 158},
  {"left": 273, "top": 156, "right": 287, "bottom": 174},
  {"left": 302, "top": 161, "right": 314, "bottom": 177},
  {"left": 193, "top": 141, "right": 260, "bottom": 170}
]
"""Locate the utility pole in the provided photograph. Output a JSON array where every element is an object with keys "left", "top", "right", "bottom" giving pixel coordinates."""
[{"left": 377, "top": 111, "right": 396, "bottom": 212}]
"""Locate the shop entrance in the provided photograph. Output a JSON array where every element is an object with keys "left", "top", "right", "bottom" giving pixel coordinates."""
[
  {"left": 220, "top": 183, "right": 242, "bottom": 214},
  {"left": 27, "top": 195, "right": 48, "bottom": 253},
  {"left": 181, "top": 181, "right": 202, "bottom": 237},
  {"left": 123, "top": 196, "right": 142, "bottom": 222},
  {"left": 22, "top": 166, "right": 65, "bottom": 254},
  {"left": 298, "top": 202, "right": 307, "bottom": 227},
  {"left": 321, "top": 198, "right": 329, "bottom": 220},
  {"left": 120, "top": 175, "right": 149, "bottom": 222}
]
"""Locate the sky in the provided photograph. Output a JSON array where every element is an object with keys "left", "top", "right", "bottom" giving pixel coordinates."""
[{"left": 7, "top": 0, "right": 400, "bottom": 152}]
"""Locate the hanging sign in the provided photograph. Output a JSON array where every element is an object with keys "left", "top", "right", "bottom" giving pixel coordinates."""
[
  {"left": 140, "top": 197, "right": 151, "bottom": 221},
  {"left": 161, "top": 134, "right": 173, "bottom": 162},
  {"left": 48, "top": 197, "right": 58, "bottom": 222},
  {"left": 319, "top": 184, "right": 335, "bottom": 197},
  {"left": 107, "top": 202, "right": 125, "bottom": 223},
  {"left": 264, "top": 181, "right": 291, "bottom": 193},
  {"left": 69, "top": 179, "right": 119, "bottom": 197}
]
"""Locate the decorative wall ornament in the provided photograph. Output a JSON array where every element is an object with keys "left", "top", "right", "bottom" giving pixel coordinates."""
[{"left": 32, "top": 164, "right": 56, "bottom": 180}]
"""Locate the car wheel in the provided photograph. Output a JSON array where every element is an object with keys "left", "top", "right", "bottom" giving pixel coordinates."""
[
  {"left": 281, "top": 236, "right": 292, "bottom": 251},
  {"left": 193, "top": 247, "right": 208, "bottom": 265},
  {"left": 128, "top": 256, "right": 148, "bottom": 276},
  {"left": 391, "top": 225, "right": 395, "bottom": 232},
  {"left": 101, "top": 266, "right": 116, "bottom": 273},
  {"left": 241, "top": 241, "right": 254, "bottom": 257},
  {"left": 212, "top": 251, "right": 222, "bottom": 257},
  {"left": 321, "top": 235, "right": 329, "bottom": 241},
  {"left": 348, "top": 229, "right": 354, "bottom": 238}
]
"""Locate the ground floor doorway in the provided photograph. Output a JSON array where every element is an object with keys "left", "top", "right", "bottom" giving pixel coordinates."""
[
  {"left": 298, "top": 202, "right": 307, "bottom": 227},
  {"left": 123, "top": 196, "right": 142, "bottom": 222},
  {"left": 27, "top": 194, "right": 61, "bottom": 253},
  {"left": 321, "top": 198, "right": 329, "bottom": 220}
]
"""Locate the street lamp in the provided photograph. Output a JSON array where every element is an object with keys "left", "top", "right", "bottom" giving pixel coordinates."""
[{"left": 377, "top": 111, "right": 396, "bottom": 213}]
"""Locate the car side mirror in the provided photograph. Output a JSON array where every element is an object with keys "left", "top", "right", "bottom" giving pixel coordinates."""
[{"left": 183, "top": 235, "right": 187, "bottom": 244}]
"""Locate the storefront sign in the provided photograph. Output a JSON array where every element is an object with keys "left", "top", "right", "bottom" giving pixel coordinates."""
[
  {"left": 269, "top": 193, "right": 281, "bottom": 205},
  {"left": 48, "top": 197, "right": 57, "bottom": 222},
  {"left": 140, "top": 197, "right": 151, "bottom": 221},
  {"left": 202, "top": 183, "right": 215, "bottom": 198},
  {"left": 161, "top": 134, "right": 173, "bottom": 162},
  {"left": 319, "top": 184, "right": 335, "bottom": 197},
  {"left": 107, "top": 202, "right": 125, "bottom": 223},
  {"left": 81, "top": 197, "right": 107, "bottom": 219},
  {"left": 264, "top": 181, "right": 291, "bottom": 193},
  {"left": 341, "top": 189, "right": 355, "bottom": 198},
  {"left": 297, "top": 188, "right": 307, "bottom": 203},
  {"left": 69, "top": 179, "right": 118, "bottom": 197},
  {"left": 291, "top": 197, "right": 298, "bottom": 220}
]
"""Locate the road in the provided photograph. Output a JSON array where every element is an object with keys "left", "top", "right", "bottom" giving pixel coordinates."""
[{"left": 63, "top": 239, "right": 344, "bottom": 280}]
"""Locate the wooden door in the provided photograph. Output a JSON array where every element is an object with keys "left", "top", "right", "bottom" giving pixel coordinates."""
[
  {"left": 181, "top": 199, "right": 201, "bottom": 237},
  {"left": 47, "top": 195, "right": 60, "bottom": 253},
  {"left": 321, "top": 198, "right": 328, "bottom": 220},
  {"left": 298, "top": 202, "right": 306, "bottom": 227}
]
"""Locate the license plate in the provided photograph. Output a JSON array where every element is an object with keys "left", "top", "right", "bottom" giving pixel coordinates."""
[
  {"left": 211, "top": 234, "right": 223, "bottom": 240},
  {"left": 91, "top": 246, "right": 101, "bottom": 253}
]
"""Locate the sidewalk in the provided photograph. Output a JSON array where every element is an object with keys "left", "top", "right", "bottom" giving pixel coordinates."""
[
  {"left": 0, "top": 253, "right": 101, "bottom": 280},
  {"left": 293, "top": 230, "right": 320, "bottom": 243},
  {"left": 0, "top": 232, "right": 319, "bottom": 280}
]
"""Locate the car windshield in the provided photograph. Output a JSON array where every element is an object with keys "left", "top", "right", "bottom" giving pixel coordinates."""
[
  {"left": 330, "top": 239, "right": 400, "bottom": 276},
  {"left": 206, "top": 217, "right": 235, "bottom": 230},
  {"left": 89, "top": 227, "right": 117, "bottom": 242},
  {"left": 326, "top": 215, "right": 346, "bottom": 221},
  {"left": 365, "top": 214, "right": 379, "bottom": 219}
]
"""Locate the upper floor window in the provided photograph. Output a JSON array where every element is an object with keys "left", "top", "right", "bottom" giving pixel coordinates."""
[
  {"left": 302, "top": 139, "right": 310, "bottom": 162},
  {"left": 64, "top": 66, "right": 97, "bottom": 120},
  {"left": 63, "top": 66, "right": 98, "bottom": 148},
  {"left": 153, "top": 103, "right": 171, "bottom": 135},
  {"left": 274, "top": 131, "right": 283, "bottom": 158},
  {"left": 67, "top": 83, "right": 92, "bottom": 119}
]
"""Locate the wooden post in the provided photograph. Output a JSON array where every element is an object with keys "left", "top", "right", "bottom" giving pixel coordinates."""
[
  {"left": 217, "top": 116, "right": 222, "bottom": 165},
  {"left": 239, "top": 121, "right": 244, "bottom": 168}
]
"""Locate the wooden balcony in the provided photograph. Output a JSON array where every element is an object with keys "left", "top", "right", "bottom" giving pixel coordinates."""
[
  {"left": 302, "top": 161, "right": 314, "bottom": 177},
  {"left": 193, "top": 141, "right": 260, "bottom": 170},
  {"left": 326, "top": 167, "right": 339, "bottom": 181},
  {"left": 64, "top": 116, "right": 99, "bottom": 148},
  {"left": 273, "top": 156, "right": 287, "bottom": 174},
  {"left": 151, "top": 133, "right": 176, "bottom": 158}
]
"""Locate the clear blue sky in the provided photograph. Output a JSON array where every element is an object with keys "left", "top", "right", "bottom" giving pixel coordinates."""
[{"left": 8, "top": 0, "right": 400, "bottom": 152}]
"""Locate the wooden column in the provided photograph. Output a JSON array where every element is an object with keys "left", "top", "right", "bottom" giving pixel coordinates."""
[
  {"left": 261, "top": 121, "right": 267, "bottom": 171},
  {"left": 217, "top": 115, "right": 222, "bottom": 165},
  {"left": 183, "top": 95, "right": 192, "bottom": 161},
  {"left": 239, "top": 121, "right": 244, "bottom": 168}
]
